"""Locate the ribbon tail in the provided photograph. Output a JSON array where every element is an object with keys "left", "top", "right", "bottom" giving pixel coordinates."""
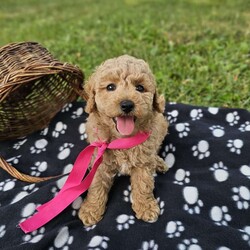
[
  {"left": 37, "top": 145, "right": 95, "bottom": 212},
  {"left": 19, "top": 148, "right": 104, "bottom": 233}
]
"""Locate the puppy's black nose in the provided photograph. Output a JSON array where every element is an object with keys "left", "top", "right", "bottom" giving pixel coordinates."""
[{"left": 120, "top": 100, "right": 135, "bottom": 113}]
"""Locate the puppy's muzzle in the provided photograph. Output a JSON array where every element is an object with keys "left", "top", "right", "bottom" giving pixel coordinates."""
[{"left": 120, "top": 100, "right": 135, "bottom": 114}]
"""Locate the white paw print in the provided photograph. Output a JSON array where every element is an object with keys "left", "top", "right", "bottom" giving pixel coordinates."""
[
  {"left": 51, "top": 176, "right": 68, "bottom": 196},
  {"left": 239, "top": 121, "right": 250, "bottom": 132},
  {"left": 30, "top": 161, "right": 48, "bottom": 177},
  {"left": 162, "top": 144, "right": 176, "bottom": 168},
  {"left": 57, "top": 143, "right": 74, "bottom": 160},
  {"left": 232, "top": 186, "right": 250, "bottom": 209},
  {"left": 0, "top": 179, "right": 16, "bottom": 191},
  {"left": 13, "top": 139, "right": 27, "bottom": 150},
  {"left": 210, "top": 206, "right": 232, "bottom": 226},
  {"left": 190, "top": 109, "right": 203, "bottom": 121},
  {"left": 84, "top": 224, "right": 97, "bottom": 232},
  {"left": 240, "top": 165, "right": 250, "bottom": 180},
  {"left": 11, "top": 184, "right": 39, "bottom": 204},
  {"left": 209, "top": 162, "right": 229, "bottom": 182},
  {"left": 52, "top": 121, "right": 67, "bottom": 138},
  {"left": 167, "top": 110, "right": 179, "bottom": 124},
  {"left": 240, "top": 226, "right": 250, "bottom": 247},
  {"left": 61, "top": 103, "right": 73, "bottom": 112},
  {"left": 123, "top": 185, "right": 132, "bottom": 203},
  {"left": 88, "top": 235, "right": 110, "bottom": 250},
  {"left": 174, "top": 169, "right": 190, "bottom": 185},
  {"left": 72, "top": 107, "right": 84, "bottom": 119},
  {"left": 139, "top": 240, "right": 158, "bottom": 250},
  {"left": 175, "top": 123, "right": 190, "bottom": 138},
  {"left": 40, "top": 127, "right": 49, "bottom": 136},
  {"left": 165, "top": 221, "right": 185, "bottom": 238},
  {"left": 226, "top": 111, "right": 240, "bottom": 126},
  {"left": 157, "top": 197, "right": 165, "bottom": 215},
  {"left": 22, "top": 227, "right": 45, "bottom": 244},
  {"left": 209, "top": 125, "right": 225, "bottom": 137},
  {"left": 227, "top": 139, "right": 243, "bottom": 154},
  {"left": 178, "top": 238, "right": 202, "bottom": 250},
  {"left": 0, "top": 225, "right": 6, "bottom": 238},
  {"left": 192, "top": 140, "right": 210, "bottom": 160},
  {"left": 30, "top": 139, "right": 48, "bottom": 154},
  {"left": 71, "top": 196, "right": 83, "bottom": 216},
  {"left": 116, "top": 214, "right": 135, "bottom": 231},
  {"left": 79, "top": 123, "right": 88, "bottom": 140},
  {"left": 6, "top": 155, "right": 21, "bottom": 165},
  {"left": 48, "top": 226, "right": 74, "bottom": 250},
  {"left": 208, "top": 107, "right": 219, "bottom": 115},
  {"left": 183, "top": 186, "right": 203, "bottom": 214}
]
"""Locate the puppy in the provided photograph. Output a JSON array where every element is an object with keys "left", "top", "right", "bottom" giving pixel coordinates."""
[{"left": 78, "top": 55, "right": 168, "bottom": 226}]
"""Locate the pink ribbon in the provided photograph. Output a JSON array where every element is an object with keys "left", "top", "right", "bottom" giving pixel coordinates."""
[{"left": 19, "top": 132, "right": 150, "bottom": 233}]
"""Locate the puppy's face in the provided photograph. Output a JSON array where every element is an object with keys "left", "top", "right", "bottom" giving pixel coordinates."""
[{"left": 85, "top": 55, "right": 165, "bottom": 137}]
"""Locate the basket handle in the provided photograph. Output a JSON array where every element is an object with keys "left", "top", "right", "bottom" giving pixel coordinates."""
[{"left": 0, "top": 157, "right": 60, "bottom": 183}]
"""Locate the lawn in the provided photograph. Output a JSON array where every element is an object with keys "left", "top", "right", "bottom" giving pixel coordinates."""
[{"left": 0, "top": 0, "right": 249, "bottom": 109}]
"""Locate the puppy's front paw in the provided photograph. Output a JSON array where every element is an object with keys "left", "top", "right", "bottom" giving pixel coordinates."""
[
  {"left": 156, "top": 156, "right": 168, "bottom": 173},
  {"left": 78, "top": 202, "right": 104, "bottom": 227},
  {"left": 133, "top": 199, "right": 160, "bottom": 223}
]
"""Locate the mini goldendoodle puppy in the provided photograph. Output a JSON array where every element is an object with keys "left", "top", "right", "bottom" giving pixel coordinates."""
[{"left": 78, "top": 55, "right": 168, "bottom": 226}]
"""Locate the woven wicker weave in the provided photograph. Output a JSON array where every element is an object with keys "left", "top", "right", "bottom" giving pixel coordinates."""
[{"left": 0, "top": 41, "right": 86, "bottom": 141}]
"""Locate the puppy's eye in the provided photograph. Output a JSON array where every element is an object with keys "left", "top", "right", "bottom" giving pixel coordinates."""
[
  {"left": 136, "top": 84, "right": 144, "bottom": 92},
  {"left": 106, "top": 83, "right": 116, "bottom": 91}
]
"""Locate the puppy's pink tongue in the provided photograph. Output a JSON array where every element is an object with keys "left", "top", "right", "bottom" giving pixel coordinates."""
[{"left": 116, "top": 116, "right": 135, "bottom": 136}]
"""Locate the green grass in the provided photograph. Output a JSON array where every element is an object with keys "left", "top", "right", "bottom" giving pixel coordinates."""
[{"left": 1, "top": 0, "right": 249, "bottom": 109}]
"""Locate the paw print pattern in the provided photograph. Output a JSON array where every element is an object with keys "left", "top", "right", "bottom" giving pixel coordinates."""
[
  {"left": 183, "top": 186, "right": 203, "bottom": 214},
  {"left": 11, "top": 184, "right": 38, "bottom": 204},
  {"left": 227, "top": 139, "right": 243, "bottom": 154},
  {"left": 72, "top": 107, "right": 84, "bottom": 119},
  {"left": 209, "top": 162, "right": 229, "bottom": 182},
  {"left": 232, "top": 186, "right": 250, "bottom": 209},
  {"left": 177, "top": 238, "right": 202, "bottom": 250},
  {"left": 165, "top": 221, "right": 185, "bottom": 238},
  {"left": 0, "top": 225, "right": 6, "bottom": 238},
  {"left": 210, "top": 206, "right": 232, "bottom": 226},
  {"left": 0, "top": 179, "right": 16, "bottom": 192},
  {"left": 139, "top": 240, "right": 158, "bottom": 250},
  {"left": 208, "top": 107, "right": 219, "bottom": 115},
  {"left": 71, "top": 196, "right": 83, "bottom": 216},
  {"left": 57, "top": 143, "right": 74, "bottom": 160},
  {"left": 116, "top": 214, "right": 135, "bottom": 231},
  {"left": 174, "top": 169, "right": 190, "bottom": 185},
  {"left": 240, "top": 165, "right": 250, "bottom": 180},
  {"left": 162, "top": 144, "right": 176, "bottom": 168},
  {"left": 19, "top": 202, "right": 39, "bottom": 222},
  {"left": 48, "top": 226, "right": 74, "bottom": 250},
  {"left": 190, "top": 109, "right": 203, "bottom": 121},
  {"left": 40, "top": 127, "right": 49, "bottom": 136},
  {"left": 123, "top": 185, "right": 132, "bottom": 203},
  {"left": 13, "top": 139, "right": 27, "bottom": 150},
  {"left": 209, "top": 125, "right": 225, "bottom": 137},
  {"left": 30, "top": 161, "right": 48, "bottom": 177},
  {"left": 30, "top": 139, "right": 48, "bottom": 154},
  {"left": 175, "top": 123, "right": 190, "bottom": 138},
  {"left": 157, "top": 197, "right": 165, "bottom": 215},
  {"left": 88, "top": 235, "right": 110, "bottom": 250},
  {"left": 239, "top": 121, "right": 250, "bottom": 132},
  {"left": 240, "top": 226, "right": 250, "bottom": 247},
  {"left": 167, "top": 110, "right": 179, "bottom": 124},
  {"left": 192, "top": 140, "right": 210, "bottom": 160},
  {"left": 226, "top": 111, "right": 240, "bottom": 126},
  {"left": 22, "top": 227, "right": 45, "bottom": 244},
  {"left": 52, "top": 121, "right": 67, "bottom": 138},
  {"left": 61, "top": 103, "right": 73, "bottom": 112},
  {"left": 79, "top": 123, "right": 88, "bottom": 140},
  {"left": 6, "top": 155, "right": 21, "bottom": 165}
]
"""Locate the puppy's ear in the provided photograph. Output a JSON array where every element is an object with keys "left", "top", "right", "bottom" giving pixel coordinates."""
[
  {"left": 153, "top": 91, "right": 166, "bottom": 113},
  {"left": 84, "top": 76, "right": 96, "bottom": 114}
]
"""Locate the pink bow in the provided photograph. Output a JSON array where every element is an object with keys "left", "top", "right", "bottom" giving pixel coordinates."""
[{"left": 19, "top": 132, "right": 150, "bottom": 233}]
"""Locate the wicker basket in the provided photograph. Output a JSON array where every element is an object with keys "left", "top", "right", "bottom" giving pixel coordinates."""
[{"left": 0, "top": 41, "right": 86, "bottom": 141}]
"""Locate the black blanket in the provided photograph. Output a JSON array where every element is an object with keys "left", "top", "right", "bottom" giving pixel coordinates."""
[{"left": 0, "top": 101, "right": 250, "bottom": 250}]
